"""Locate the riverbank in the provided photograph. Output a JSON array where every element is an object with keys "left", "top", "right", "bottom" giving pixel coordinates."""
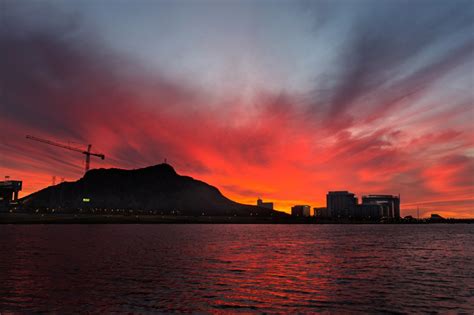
[{"left": 1, "top": 213, "right": 472, "bottom": 224}]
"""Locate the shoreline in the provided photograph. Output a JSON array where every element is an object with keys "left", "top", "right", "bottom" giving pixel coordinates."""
[{"left": 1, "top": 213, "right": 472, "bottom": 224}]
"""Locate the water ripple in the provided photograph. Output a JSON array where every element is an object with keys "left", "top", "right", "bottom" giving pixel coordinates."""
[{"left": 0, "top": 224, "right": 473, "bottom": 313}]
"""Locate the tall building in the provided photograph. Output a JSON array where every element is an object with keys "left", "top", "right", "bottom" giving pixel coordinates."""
[
  {"left": 361, "top": 195, "right": 400, "bottom": 218},
  {"left": 291, "top": 205, "right": 311, "bottom": 217},
  {"left": 257, "top": 198, "right": 274, "bottom": 210},
  {"left": 326, "top": 191, "right": 357, "bottom": 218}
]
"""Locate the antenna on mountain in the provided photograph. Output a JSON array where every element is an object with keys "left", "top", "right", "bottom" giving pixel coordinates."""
[{"left": 164, "top": 158, "right": 167, "bottom": 164}]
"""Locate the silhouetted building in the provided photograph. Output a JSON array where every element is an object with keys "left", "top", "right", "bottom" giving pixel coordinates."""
[
  {"left": 313, "top": 207, "right": 329, "bottom": 218},
  {"left": 0, "top": 180, "right": 22, "bottom": 211},
  {"left": 291, "top": 205, "right": 311, "bottom": 217},
  {"left": 361, "top": 195, "right": 400, "bottom": 218},
  {"left": 327, "top": 191, "right": 357, "bottom": 218},
  {"left": 257, "top": 198, "right": 274, "bottom": 210}
]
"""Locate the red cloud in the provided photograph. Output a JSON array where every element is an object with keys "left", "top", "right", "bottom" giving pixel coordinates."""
[{"left": 1, "top": 13, "right": 473, "bottom": 218}]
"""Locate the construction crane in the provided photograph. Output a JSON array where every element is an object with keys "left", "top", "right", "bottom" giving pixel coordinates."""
[{"left": 26, "top": 135, "right": 105, "bottom": 173}]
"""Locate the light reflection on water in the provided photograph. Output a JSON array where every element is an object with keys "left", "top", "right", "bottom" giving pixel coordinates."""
[{"left": 0, "top": 224, "right": 473, "bottom": 313}]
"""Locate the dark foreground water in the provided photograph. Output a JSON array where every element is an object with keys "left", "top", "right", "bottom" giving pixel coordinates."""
[{"left": 0, "top": 224, "right": 473, "bottom": 313}]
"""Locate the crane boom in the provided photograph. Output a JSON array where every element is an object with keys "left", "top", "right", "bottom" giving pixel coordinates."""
[{"left": 26, "top": 135, "right": 105, "bottom": 173}]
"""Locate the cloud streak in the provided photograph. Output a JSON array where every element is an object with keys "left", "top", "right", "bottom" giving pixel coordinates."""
[{"left": 1, "top": 0, "right": 473, "bottom": 217}]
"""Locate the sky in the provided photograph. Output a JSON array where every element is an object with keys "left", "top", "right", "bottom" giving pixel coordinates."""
[{"left": 1, "top": 0, "right": 473, "bottom": 218}]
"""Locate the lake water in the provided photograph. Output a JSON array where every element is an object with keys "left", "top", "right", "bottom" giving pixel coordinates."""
[{"left": 0, "top": 224, "right": 472, "bottom": 313}]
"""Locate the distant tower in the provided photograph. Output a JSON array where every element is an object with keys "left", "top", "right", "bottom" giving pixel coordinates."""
[
  {"left": 327, "top": 191, "right": 357, "bottom": 218},
  {"left": 257, "top": 198, "right": 274, "bottom": 210},
  {"left": 52, "top": 176, "right": 56, "bottom": 186}
]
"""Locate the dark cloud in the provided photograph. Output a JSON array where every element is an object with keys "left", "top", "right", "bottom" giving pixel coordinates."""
[
  {"left": 0, "top": 3, "right": 298, "bottom": 172},
  {"left": 306, "top": 0, "right": 474, "bottom": 129}
]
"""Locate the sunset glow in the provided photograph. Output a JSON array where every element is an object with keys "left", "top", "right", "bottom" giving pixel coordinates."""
[{"left": 1, "top": 0, "right": 473, "bottom": 218}]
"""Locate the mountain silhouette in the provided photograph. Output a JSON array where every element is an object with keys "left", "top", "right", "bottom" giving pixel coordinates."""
[{"left": 20, "top": 163, "right": 284, "bottom": 216}]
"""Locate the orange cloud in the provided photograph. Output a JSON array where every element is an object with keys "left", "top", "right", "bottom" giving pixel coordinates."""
[{"left": 1, "top": 13, "right": 473, "bottom": 218}]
